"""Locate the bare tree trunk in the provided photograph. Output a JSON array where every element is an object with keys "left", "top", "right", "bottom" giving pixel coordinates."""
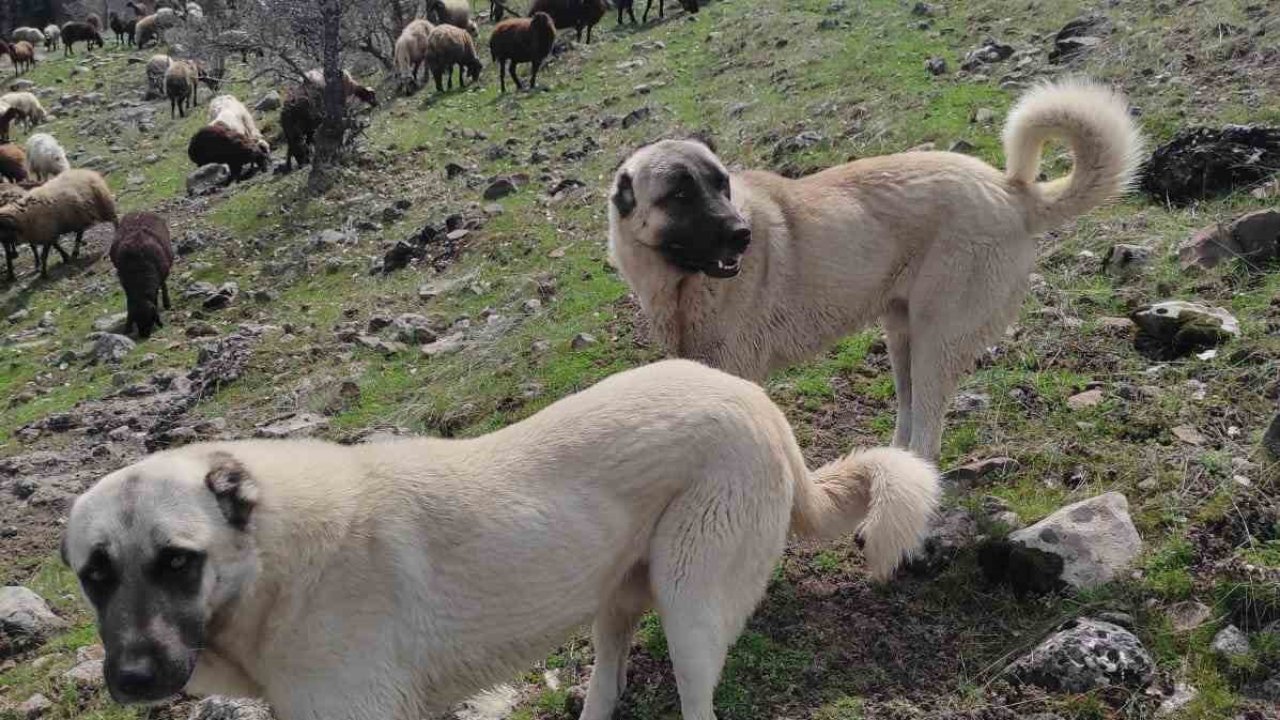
[
  {"left": 308, "top": 0, "right": 346, "bottom": 194},
  {"left": 388, "top": 0, "right": 406, "bottom": 29}
]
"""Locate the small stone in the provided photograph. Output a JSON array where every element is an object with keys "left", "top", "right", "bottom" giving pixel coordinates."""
[
  {"left": 925, "top": 56, "right": 948, "bottom": 75},
  {"left": 18, "top": 693, "right": 52, "bottom": 718},
  {"left": 947, "top": 139, "right": 976, "bottom": 154},
  {"left": 570, "top": 332, "right": 597, "bottom": 350},
  {"left": 62, "top": 645, "right": 105, "bottom": 688},
  {"left": 1003, "top": 492, "right": 1141, "bottom": 590},
  {"left": 1166, "top": 601, "right": 1212, "bottom": 632},
  {"left": 1210, "top": 625, "right": 1250, "bottom": 659},
  {"left": 483, "top": 178, "right": 517, "bottom": 200},
  {"left": 1131, "top": 300, "right": 1240, "bottom": 361},
  {"left": 255, "top": 413, "right": 329, "bottom": 439},
  {"left": 1157, "top": 683, "right": 1197, "bottom": 716},
  {"left": 421, "top": 334, "right": 465, "bottom": 358},
  {"left": 187, "top": 696, "right": 274, "bottom": 720},
  {"left": 1171, "top": 425, "right": 1205, "bottom": 446},
  {"left": 522, "top": 299, "right": 542, "bottom": 313},
  {"left": 0, "top": 587, "right": 66, "bottom": 657},
  {"left": 973, "top": 107, "right": 997, "bottom": 124},
  {"left": 392, "top": 314, "right": 437, "bottom": 344},
  {"left": 944, "top": 456, "right": 1018, "bottom": 485},
  {"left": 254, "top": 91, "right": 281, "bottom": 112},
  {"left": 187, "top": 163, "right": 231, "bottom": 196},
  {"left": 186, "top": 321, "right": 218, "bottom": 338},
  {"left": 1103, "top": 243, "right": 1151, "bottom": 276},
  {"left": 1067, "top": 388, "right": 1104, "bottom": 410},
  {"left": 88, "top": 333, "right": 135, "bottom": 365},
  {"left": 1003, "top": 617, "right": 1153, "bottom": 692}
]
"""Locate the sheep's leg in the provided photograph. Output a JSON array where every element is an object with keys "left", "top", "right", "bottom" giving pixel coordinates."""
[
  {"left": 72, "top": 231, "right": 83, "bottom": 258},
  {"left": 528, "top": 59, "right": 539, "bottom": 89},
  {"left": 642, "top": 0, "right": 653, "bottom": 21},
  {"left": 161, "top": 281, "right": 171, "bottom": 310},
  {"left": 498, "top": 60, "right": 506, "bottom": 92},
  {"left": 512, "top": 61, "right": 525, "bottom": 90}
]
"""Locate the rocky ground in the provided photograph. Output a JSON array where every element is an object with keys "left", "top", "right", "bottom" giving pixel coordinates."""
[{"left": 1, "top": 0, "right": 1279, "bottom": 718}]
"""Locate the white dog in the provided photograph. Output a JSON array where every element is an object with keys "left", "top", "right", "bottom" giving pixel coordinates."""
[
  {"left": 608, "top": 80, "right": 1144, "bottom": 460},
  {"left": 63, "top": 360, "right": 939, "bottom": 720}
]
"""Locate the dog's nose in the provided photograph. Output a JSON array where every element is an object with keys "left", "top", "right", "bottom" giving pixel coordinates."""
[
  {"left": 114, "top": 656, "right": 158, "bottom": 696},
  {"left": 729, "top": 227, "right": 751, "bottom": 251}
]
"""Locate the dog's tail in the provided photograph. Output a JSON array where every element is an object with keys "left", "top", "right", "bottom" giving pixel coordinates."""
[
  {"left": 790, "top": 447, "right": 940, "bottom": 579},
  {"left": 1003, "top": 79, "right": 1145, "bottom": 231}
]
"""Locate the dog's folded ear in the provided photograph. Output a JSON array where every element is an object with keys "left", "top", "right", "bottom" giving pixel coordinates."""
[
  {"left": 612, "top": 172, "right": 636, "bottom": 218},
  {"left": 686, "top": 131, "right": 717, "bottom": 154},
  {"left": 205, "top": 452, "right": 258, "bottom": 530}
]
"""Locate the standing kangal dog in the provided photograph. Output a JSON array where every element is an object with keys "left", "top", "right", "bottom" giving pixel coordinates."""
[
  {"left": 609, "top": 80, "right": 1144, "bottom": 460},
  {"left": 63, "top": 360, "right": 939, "bottom": 720}
]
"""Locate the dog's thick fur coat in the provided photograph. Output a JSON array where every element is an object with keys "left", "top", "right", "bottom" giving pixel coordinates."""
[
  {"left": 65, "top": 360, "right": 938, "bottom": 720},
  {"left": 609, "top": 80, "right": 1144, "bottom": 460}
]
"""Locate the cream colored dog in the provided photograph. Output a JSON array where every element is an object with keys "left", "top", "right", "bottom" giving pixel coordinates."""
[
  {"left": 63, "top": 360, "right": 939, "bottom": 720},
  {"left": 609, "top": 80, "right": 1144, "bottom": 461}
]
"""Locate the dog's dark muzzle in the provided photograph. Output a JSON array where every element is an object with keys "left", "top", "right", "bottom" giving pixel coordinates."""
[{"left": 701, "top": 225, "right": 751, "bottom": 278}]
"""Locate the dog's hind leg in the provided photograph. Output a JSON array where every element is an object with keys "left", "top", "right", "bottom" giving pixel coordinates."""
[
  {"left": 883, "top": 299, "right": 913, "bottom": 449},
  {"left": 580, "top": 565, "right": 650, "bottom": 720}
]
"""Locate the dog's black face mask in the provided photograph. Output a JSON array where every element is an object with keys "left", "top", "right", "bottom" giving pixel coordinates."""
[
  {"left": 614, "top": 143, "right": 752, "bottom": 279},
  {"left": 81, "top": 542, "right": 207, "bottom": 704}
]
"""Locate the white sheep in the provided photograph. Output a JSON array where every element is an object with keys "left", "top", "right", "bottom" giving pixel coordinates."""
[
  {"left": 0, "top": 92, "right": 48, "bottom": 131},
  {"left": 25, "top": 133, "right": 70, "bottom": 182},
  {"left": 208, "top": 94, "right": 269, "bottom": 154},
  {"left": 43, "top": 24, "right": 60, "bottom": 50},
  {"left": 11, "top": 27, "right": 45, "bottom": 45},
  {"left": 0, "top": 169, "right": 117, "bottom": 278},
  {"left": 145, "top": 54, "right": 173, "bottom": 98}
]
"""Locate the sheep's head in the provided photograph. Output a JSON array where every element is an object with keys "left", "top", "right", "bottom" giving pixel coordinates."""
[
  {"left": 531, "top": 12, "right": 555, "bottom": 35},
  {"left": 127, "top": 294, "right": 160, "bottom": 339},
  {"left": 465, "top": 58, "right": 482, "bottom": 83},
  {"left": 354, "top": 86, "right": 378, "bottom": 107},
  {"left": 0, "top": 214, "right": 18, "bottom": 245}
]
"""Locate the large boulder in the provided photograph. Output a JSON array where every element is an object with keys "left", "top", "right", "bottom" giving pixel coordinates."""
[
  {"left": 1004, "top": 617, "right": 1154, "bottom": 692},
  {"left": 1179, "top": 209, "right": 1280, "bottom": 270},
  {"left": 87, "top": 333, "right": 135, "bottom": 365},
  {"left": 1131, "top": 300, "right": 1240, "bottom": 360},
  {"left": 187, "top": 163, "right": 232, "bottom": 197},
  {"left": 1141, "top": 126, "right": 1280, "bottom": 204},
  {"left": 0, "top": 587, "right": 66, "bottom": 658},
  {"left": 996, "top": 492, "right": 1141, "bottom": 591}
]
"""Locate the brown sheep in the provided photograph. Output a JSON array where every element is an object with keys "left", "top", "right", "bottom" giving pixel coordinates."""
[
  {"left": 304, "top": 69, "right": 379, "bottom": 107},
  {"left": 61, "top": 22, "right": 105, "bottom": 56},
  {"left": 135, "top": 14, "right": 161, "bottom": 48},
  {"left": 165, "top": 60, "right": 199, "bottom": 118},
  {"left": 110, "top": 212, "right": 173, "bottom": 338},
  {"left": 279, "top": 84, "right": 318, "bottom": 173},
  {"left": 529, "top": 0, "right": 607, "bottom": 43},
  {"left": 109, "top": 12, "right": 137, "bottom": 46},
  {"left": 425, "top": 25, "right": 483, "bottom": 93},
  {"left": 188, "top": 123, "right": 270, "bottom": 181},
  {"left": 489, "top": 13, "right": 556, "bottom": 93},
  {"left": 0, "top": 144, "right": 27, "bottom": 183},
  {"left": 0, "top": 169, "right": 117, "bottom": 278},
  {"left": 10, "top": 42, "right": 36, "bottom": 74},
  {"left": 0, "top": 108, "right": 21, "bottom": 143}
]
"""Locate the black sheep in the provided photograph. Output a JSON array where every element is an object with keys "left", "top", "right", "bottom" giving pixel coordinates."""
[
  {"left": 109, "top": 12, "right": 137, "bottom": 46},
  {"left": 279, "top": 84, "right": 319, "bottom": 173},
  {"left": 528, "top": 0, "right": 606, "bottom": 44},
  {"left": 110, "top": 212, "right": 173, "bottom": 339},
  {"left": 61, "top": 21, "right": 105, "bottom": 56},
  {"left": 188, "top": 123, "right": 270, "bottom": 181}
]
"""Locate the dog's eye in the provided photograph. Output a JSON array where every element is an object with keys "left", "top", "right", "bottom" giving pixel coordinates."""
[
  {"left": 85, "top": 566, "right": 110, "bottom": 584},
  {"left": 158, "top": 548, "right": 202, "bottom": 575}
]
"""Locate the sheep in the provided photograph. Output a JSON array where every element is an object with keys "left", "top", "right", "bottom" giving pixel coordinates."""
[
  {"left": 155, "top": 7, "right": 180, "bottom": 27},
  {"left": 529, "top": 0, "right": 606, "bottom": 43},
  {"left": 0, "top": 106, "right": 20, "bottom": 143},
  {"left": 304, "top": 69, "right": 379, "bottom": 107},
  {"left": 110, "top": 212, "right": 173, "bottom": 338},
  {"left": 11, "top": 28, "right": 45, "bottom": 46},
  {"left": 187, "top": 123, "right": 270, "bottom": 181},
  {"left": 640, "top": 0, "right": 699, "bottom": 22},
  {"left": 127, "top": 0, "right": 149, "bottom": 16},
  {"left": 0, "top": 169, "right": 117, "bottom": 278},
  {"left": 109, "top": 12, "right": 137, "bottom": 46},
  {"left": 0, "top": 144, "right": 27, "bottom": 183},
  {"left": 425, "top": 25, "right": 483, "bottom": 92},
  {"left": 214, "top": 29, "right": 261, "bottom": 62},
  {"left": 43, "top": 25, "right": 60, "bottom": 51},
  {"left": 425, "top": 0, "right": 476, "bottom": 35},
  {"left": 145, "top": 54, "right": 172, "bottom": 99},
  {"left": 9, "top": 42, "right": 36, "bottom": 74},
  {"left": 25, "top": 133, "right": 70, "bottom": 182},
  {"left": 86, "top": 13, "right": 103, "bottom": 31},
  {"left": 0, "top": 93, "right": 47, "bottom": 131},
  {"left": 489, "top": 13, "right": 556, "bottom": 93},
  {"left": 208, "top": 94, "right": 269, "bottom": 155},
  {"left": 279, "top": 84, "right": 318, "bottom": 173},
  {"left": 61, "top": 22, "right": 105, "bottom": 56},
  {"left": 165, "top": 60, "right": 199, "bottom": 118},
  {"left": 394, "top": 18, "right": 434, "bottom": 87},
  {"left": 136, "top": 15, "right": 162, "bottom": 48},
  {"left": 0, "top": 41, "right": 8, "bottom": 63}
]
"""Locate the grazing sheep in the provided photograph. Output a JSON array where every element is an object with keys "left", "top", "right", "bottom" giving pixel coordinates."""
[
  {"left": 489, "top": 13, "right": 556, "bottom": 93},
  {"left": 641, "top": 0, "right": 698, "bottom": 22},
  {"left": 110, "top": 212, "right": 173, "bottom": 338},
  {"left": 0, "top": 93, "right": 47, "bottom": 131},
  {"left": 215, "top": 29, "right": 260, "bottom": 62},
  {"left": 194, "top": 59, "right": 226, "bottom": 93},
  {"left": 304, "top": 69, "right": 379, "bottom": 107},
  {"left": 529, "top": 0, "right": 606, "bottom": 43},
  {"left": 25, "top": 133, "right": 70, "bottom": 182},
  {"left": 136, "top": 15, "right": 162, "bottom": 48},
  {"left": 165, "top": 60, "right": 199, "bottom": 118},
  {"left": 109, "top": 12, "right": 137, "bottom": 46},
  {"left": 127, "top": 0, "right": 149, "bottom": 16},
  {"left": 0, "top": 169, "right": 117, "bottom": 278},
  {"left": 425, "top": 25, "right": 483, "bottom": 92},
  {"left": 208, "top": 94, "right": 269, "bottom": 155},
  {"left": 425, "top": 0, "right": 476, "bottom": 35},
  {"left": 279, "top": 84, "right": 318, "bottom": 173},
  {"left": 188, "top": 124, "right": 270, "bottom": 181},
  {"left": 43, "top": 25, "right": 60, "bottom": 51},
  {"left": 145, "top": 54, "right": 172, "bottom": 99},
  {"left": 61, "top": 22, "right": 105, "bottom": 55},
  {"left": 11, "top": 27, "right": 45, "bottom": 46},
  {"left": 394, "top": 18, "right": 434, "bottom": 87},
  {"left": 0, "top": 107, "right": 21, "bottom": 143},
  {"left": 10, "top": 42, "right": 36, "bottom": 74},
  {"left": 0, "top": 144, "right": 26, "bottom": 183},
  {"left": 86, "top": 13, "right": 103, "bottom": 31}
]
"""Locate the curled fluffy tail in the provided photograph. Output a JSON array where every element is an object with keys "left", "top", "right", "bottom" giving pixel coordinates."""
[
  {"left": 791, "top": 447, "right": 939, "bottom": 579},
  {"left": 1003, "top": 79, "right": 1145, "bottom": 231}
]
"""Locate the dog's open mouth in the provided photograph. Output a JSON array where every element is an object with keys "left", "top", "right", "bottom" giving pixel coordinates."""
[{"left": 704, "top": 256, "right": 742, "bottom": 278}]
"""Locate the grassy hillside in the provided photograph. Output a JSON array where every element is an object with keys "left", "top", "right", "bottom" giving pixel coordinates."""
[{"left": 1, "top": 0, "right": 1278, "bottom": 718}]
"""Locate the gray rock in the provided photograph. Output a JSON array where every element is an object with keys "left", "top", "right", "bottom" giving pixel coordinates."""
[
  {"left": 421, "top": 333, "right": 465, "bottom": 358},
  {"left": 62, "top": 645, "right": 105, "bottom": 688},
  {"left": 917, "top": 508, "right": 978, "bottom": 565},
  {"left": 188, "top": 696, "right": 274, "bottom": 720},
  {"left": 1210, "top": 625, "right": 1250, "bottom": 659},
  {"left": 254, "top": 91, "right": 281, "bottom": 113},
  {"left": 187, "top": 163, "right": 231, "bottom": 196},
  {"left": 18, "top": 693, "right": 52, "bottom": 718},
  {"left": 483, "top": 178, "right": 517, "bottom": 200},
  {"left": 952, "top": 392, "right": 989, "bottom": 415},
  {"left": 92, "top": 312, "right": 127, "bottom": 332},
  {"left": 255, "top": 413, "right": 329, "bottom": 439},
  {"left": 1166, "top": 600, "right": 1212, "bottom": 632},
  {"left": 570, "top": 332, "right": 597, "bottom": 350},
  {"left": 1179, "top": 209, "right": 1280, "bottom": 270},
  {"left": 1007, "top": 492, "right": 1141, "bottom": 589},
  {"left": 944, "top": 456, "right": 1018, "bottom": 486},
  {"left": 0, "top": 587, "right": 66, "bottom": 656},
  {"left": 1156, "top": 682, "right": 1197, "bottom": 716},
  {"left": 453, "top": 685, "right": 521, "bottom": 720},
  {"left": 961, "top": 40, "right": 1014, "bottom": 71},
  {"left": 88, "top": 333, "right": 135, "bottom": 365},
  {"left": 1004, "top": 617, "right": 1154, "bottom": 692},
  {"left": 1131, "top": 300, "right": 1239, "bottom": 361},
  {"left": 1103, "top": 243, "right": 1151, "bottom": 276},
  {"left": 355, "top": 335, "right": 406, "bottom": 355},
  {"left": 392, "top": 314, "right": 438, "bottom": 344},
  {"left": 203, "top": 282, "right": 239, "bottom": 310},
  {"left": 1066, "top": 388, "right": 1103, "bottom": 410},
  {"left": 926, "top": 57, "right": 947, "bottom": 75}
]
